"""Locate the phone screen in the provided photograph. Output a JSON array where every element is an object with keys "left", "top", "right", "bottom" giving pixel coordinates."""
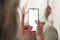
[{"left": 28, "top": 8, "right": 39, "bottom": 31}]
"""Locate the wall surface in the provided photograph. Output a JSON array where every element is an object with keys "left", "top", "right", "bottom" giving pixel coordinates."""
[{"left": 52, "top": 0, "right": 60, "bottom": 40}]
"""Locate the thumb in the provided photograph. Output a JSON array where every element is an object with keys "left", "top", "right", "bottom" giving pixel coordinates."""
[{"left": 27, "top": 27, "right": 32, "bottom": 34}]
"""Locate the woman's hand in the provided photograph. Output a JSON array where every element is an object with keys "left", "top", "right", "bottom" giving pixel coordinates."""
[
  {"left": 19, "top": 13, "right": 32, "bottom": 40},
  {"left": 17, "top": 2, "right": 32, "bottom": 40},
  {"left": 35, "top": 20, "right": 44, "bottom": 40},
  {"left": 17, "top": 13, "right": 32, "bottom": 40}
]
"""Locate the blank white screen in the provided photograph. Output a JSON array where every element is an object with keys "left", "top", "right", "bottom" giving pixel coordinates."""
[{"left": 29, "top": 9, "right": 38, "bottom": 31}]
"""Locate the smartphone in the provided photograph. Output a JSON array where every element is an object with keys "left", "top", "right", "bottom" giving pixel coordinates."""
[{"left": 28, "top": 8, "right": 39, "bottom": 31}]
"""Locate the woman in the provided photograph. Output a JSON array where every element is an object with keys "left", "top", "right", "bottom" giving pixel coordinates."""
[{"left": 0, "top": 0, "right": 43, "bottom": 40}]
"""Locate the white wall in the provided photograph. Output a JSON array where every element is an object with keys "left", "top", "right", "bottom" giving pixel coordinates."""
[
  {"left": 18, "top": 0, "right": 60, "bottom": 40},
  {"left": 51, "top": 0, "right": 60, "bottom": 40}
]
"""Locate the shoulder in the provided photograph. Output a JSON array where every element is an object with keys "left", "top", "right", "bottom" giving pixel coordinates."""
[{"left": 43, "top": 22, "right": 58, "bottom": 40}]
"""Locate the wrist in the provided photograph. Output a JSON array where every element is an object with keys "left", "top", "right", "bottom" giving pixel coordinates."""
[
  {"left": 36, "top": 32, "right": 43, "bottom": 37},
  {"left": 36, "top": 33, "right": 43, "bottom": 40}
]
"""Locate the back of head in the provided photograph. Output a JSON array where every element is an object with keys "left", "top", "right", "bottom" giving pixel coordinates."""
[{"left": 0, "top": 0, "right": 19, "bottom": 39}]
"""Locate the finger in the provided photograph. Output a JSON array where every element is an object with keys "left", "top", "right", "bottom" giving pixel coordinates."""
[
  {"left": 24, "top": 1, "right": 28, "bottom": 11},
  {"left": 21, "top": 2, "right": 28, "bottom": 23},
  {"left": 22, "top": 6, "right": 25, "bottom": 14},
  {"left": 27, "top": 26, "right": 32, "bottom": 33},
  {"left": 24, "top": 26, "right": 32, "bottom": 36},
  {"left": 35, "top": 20, "right": 38, "bottom": 24},
  {"left": 25, "top": 25, "right": 30, "bottom": 27},
  {"left": 24, "top": 25, "right": 30, "bottom": 30},
  {"left": 38, "top": 20, "right": 41, "bottom": 23},
  {"left": 38, "top": 20, "right": 43, "bottom": 26},
  {"left": 21, "top": 13, "right": 25, "bottom": 27},
  {"left": 35, "top": 20, "right": 43, "bottom": 29},
  {"left": 35, "top": 20, "right": 41, "bottom": 24},
  {"left": 22, "top": 1, "right": 28, "bottom": 14}
]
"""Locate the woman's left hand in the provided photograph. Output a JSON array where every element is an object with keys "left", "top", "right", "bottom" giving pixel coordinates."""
[{"left": 17, "top": 3, "right": 32, "bottom": 40}]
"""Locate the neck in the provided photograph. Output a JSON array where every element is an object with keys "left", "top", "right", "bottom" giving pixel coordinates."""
[{"left": 43, "top": 16, "right": 48, "bottom": 22}]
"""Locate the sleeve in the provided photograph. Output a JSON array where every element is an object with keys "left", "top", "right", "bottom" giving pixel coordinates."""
[{"left": 44, "top": 27, "right": 58, "bottom": 40}]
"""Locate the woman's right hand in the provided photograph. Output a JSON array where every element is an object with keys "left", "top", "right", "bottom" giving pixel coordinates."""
[{"left": 35, "top": 20, "right": 44, "bottom": 40}]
